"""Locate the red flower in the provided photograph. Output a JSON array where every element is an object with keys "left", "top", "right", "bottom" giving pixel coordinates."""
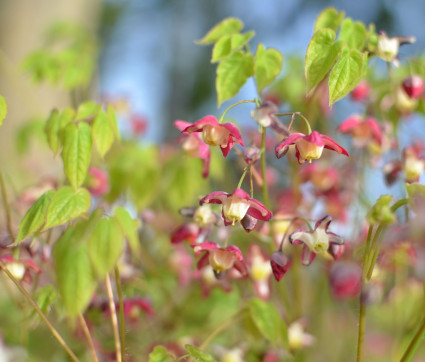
[
  {"left": 200, "top": 188, "right": 272, "bottom": 231},
  {"left": 289, "top": 215, "right": 344, "bottom": 265},
  {"left": 350, "top": 80, "right": 371, "bottom": 102},
  {"left": 270, "top": 250, "right": 291, "bottom": 282},
  {"left": 402, "top": 75, "right": 424, "bottom": 99},
  {"left": 175, "top": 120, "right": 211, "bottom": 178},
  {"left": 275, "top": 131, "right": 348, "bottom": 164},
  {"left": 192, "top": 241, "right": 248, "bottom": 278},
  {"left": 338, "top": 115, "right": 382, "bottom": 147},
  {"left": 329, "top": 262, "right": 362, "bottom": 300},
  {"left": 181, "top": 115, "right": 244, "bottom": 157}
]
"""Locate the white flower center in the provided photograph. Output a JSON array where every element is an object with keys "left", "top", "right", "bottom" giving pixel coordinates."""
[
  {"left": 194, "top": 204, "right": 216, "bottom": 227},
  {"left": 295, "top": 138, "right": 324, "bottom": 163}
]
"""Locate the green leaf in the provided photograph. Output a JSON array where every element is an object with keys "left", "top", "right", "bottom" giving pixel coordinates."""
[
  {"left": 305, "top": 28, "right": 343, "bottom": 91},
  {"left": 211, "top": 31, "right": 255, "bottom": 63},
  {"left": 328, "top": 49, "right": 365, "bottom": 105},
  {"left": 15, "top": 190, "right": 55, "bottom": 244},
  {"left": 197, "top": 18, "right": 243, "bottom": 44},
  {"left": 88, "top": 218, "right": 124, "bottom": 278},
  {"left": 339, "top": 18, "right": 367, "bottom": 50},
  {"left": 0, "top": 95, "right": 7, "bottom": 126},
  {"left": 211, "top": 35, "right": 232, "bottom": 63},
  {"left": 44, "top": 109, "right": 62, "bottom": 154},
  {"left": 44, "top": 187, "right": 91, "bottom": 229},
  {"left": 34, "top": 285, "right": 57, "bottom": 315},
  {"left": 92, "top": 111, "right": 114, "bottom": 157},
  {"left": 231, "top": 31, "right": 255, "bottom": 50},
  {"left": 254, "top": 44, "right": 283, "bottom": 94},
  {"left": 148, "top": 346, "right": 175, "bottom": 362},
  {"left": 248, "top": 298, "right": 282, "bottom": 344},
  {"left": 61, "top": 122, "right": 92, "bottom": 188},
  {"left": 53, "top": 225, "right": 96, "bottom": 317},
  {"left": 216, "top": 51, "right": 254, "bottom": 106},
  {"left": 185, "top": 345, "right": 217, "bottom": 362},
  {"left": 314, "top": 7, "right": 345, "bottom": 32},
  {"left": 75, "top": 101, "right": 101, "bottom": 121},
  {"left": 107, "top": 105, "right": 120, "bottom": 141},
  {"left": 114, "top": 206, "right": 141, "bottom": 254}
]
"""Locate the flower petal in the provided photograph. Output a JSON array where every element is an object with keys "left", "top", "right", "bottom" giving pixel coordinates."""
[
  {"left": 320, "top": 134, "right": 349, "bottom": 156},
  {"left": 365, "top": 117, "right": 382, "bottom": 145},
  {"left": 337, "top": 116, "right": 361, "bottom": 133},
  {"left": 182, "top": 115, "right": 218, "bottom": 133},
  {"left": 200, "top": 191, "right": 229, "bottom": 205},
  {"left": 222, "top": 122, "right": 245, "bottom": 147},
  {"left": 275, "top": 133, "right": 304, "bottom": 159},
  {"left": 192, "top": 241, "right": 219, "bottom": 255},
  {"left": 246, "top": 198, "right": 273, "bottom": 221},
  {"left": 270, "top": 251, "right": 291, "bottom": 281},
  {"left": 301, "top": 244, "right": 316, "bottom": 265},
  {"left": 174, "top": 120, "right": 192, "bottom": 131}
]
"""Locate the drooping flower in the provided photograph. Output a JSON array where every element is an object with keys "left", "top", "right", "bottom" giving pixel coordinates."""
[
  {"left": 247, "top": 244, "right": 272, "bottom": 299},
  {"left": 0, "top": 255, "right": 41, "bottom": 283},
  {"left": 250, "top": 102, "right": 290, "bottom": 136},
  {"left": 175, "top": 120, "right": 211, "bottom": 178},
  {"left": 130, "top": 113, "right": 148, "bottom": 137},
  {"left": 191, "top": 241, "right": 248, "bottom": 278},
  {"left": 270, "top": 250, "right": 291, "bottom": 281},
  {"left": 275, "top": 131, "right": 349, "bottom": 164},
  {"left": 289, "top": 215, "right": 344, "bottom": 265},
  {"left": 338, "top": 115, "right": 382, "bottom": 148},
  {"left": 376, "top": 31, "right": 415, "bottom": 65},
  {"left": 287, "top": 319, "right": 315, "bottom": 350},
  {"left": 200, "top": 188, "right": 272, "bottom": 231},
  {"left": 181, "top": 115, "right": 244, "bottom": 157}
]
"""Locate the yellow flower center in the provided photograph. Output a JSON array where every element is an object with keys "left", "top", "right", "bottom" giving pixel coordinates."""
[
  {"left": 194, "top": 204, "right": 216, "bottom": 227},
  {"left": 404, "top": 157, "right": 424, "bottom": 182},
  {"left": 295, "top": 138, "right": 324, "bottom": 163}
]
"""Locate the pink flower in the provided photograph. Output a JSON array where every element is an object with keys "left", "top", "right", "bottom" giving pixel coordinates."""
[
  {"left": 192, "top": 241, "right": 248, "bottom": 278},
  {"left": 350, "top": 80, "right": 371, "bottom": 102},
  {"left": 338, "top": 115, "right": 382, "bottom": 147},
  {"left": 175, "top": 120, "right": 211, "bottom": 178},
  {"left": 86, "top": 167, "right": 109, "bottom": 197},
  {"left": 200, "top": 188, "right": 272, "bottom": 231},
  {"left": 0, "top": 255, "right": 41, "bottom": 283},
  {"left": 181, "top": 115, "right": 244, "bottom": 157},
  {"left": 289, "top": 215, "right": 344, "bottom": 265},
  {"left": 275, "top": 131, "right": 348, "bottom": 164}
]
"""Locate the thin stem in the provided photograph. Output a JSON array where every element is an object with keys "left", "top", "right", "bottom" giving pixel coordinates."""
[
  {"left": 0, "top": 262, "right": 79, "bottom": 362},
  {"left": 357, "top": 291, "right": 366, "bottom": 362},
  {"left": 399, "top": 316, "right": 425, "bottom": 362},
  {"left": 260, "top": 126, "right": 270, "bottom": 209},
  {"left": 105, "top": 274, "right": 121, "bottom": 362},
  {"left": 114, "top": 266, "right": 126, "bottom": 362},
  {"left": 249, "top": 166, "right": 253, "bottom": 198},
  {"left": 78, "top": 314, "right": 98, "bottom": 362},
  {"left": 274, "top": 112, "right": 312, "bottom": 134},
  {"left": 236, "top": 166, "right": 249, "bottom": 190},
  {"left": 0, "top": 170, "right": 15, "bottom": 242},
  {"left": 198, "top": 313, "right": 243, "bottom": 351},
  {"left": 218, "top": 99, "right": 256, "bottom": 123}
]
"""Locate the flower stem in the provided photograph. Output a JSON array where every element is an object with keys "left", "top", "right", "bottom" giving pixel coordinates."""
[
  {"left": 357, "top": 291, "right": 366, "bottom": 362},
  {"left": 0, "top": 262, "right": 79, "bottom": 362},
  {"left": 274, "top": 112, "right": 312, "bottom": 134},
  {"left": 105, "top": 273, "right": 121, "bottom": 362},
  {"left": 218, "top": 99, "right": 256, "bottom": 123},
  {"left": 260, "top": 126, "right": 270, "bottom": 209},
  {"left": 199, "top": 313, "right": 242, "bottom": 351},
  {"left": 114, "top": 266, "right": 126, "bottom": 362},
  {"left": 78, "top": 313, "right": 98, "bottom": 362},
  {"left": 0, "top": 170, "right": 15, "bottom": 243},
  {"left": 236, "top": 166, "right": 249, "bottom": 190},
  {"left": 399, "top": 313, "right": 425, "bottom": 361}
]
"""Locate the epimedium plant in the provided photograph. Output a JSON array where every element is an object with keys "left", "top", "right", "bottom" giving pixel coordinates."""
[{"left": 1, "top": 7, "right": 425, "bottom": 362}]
